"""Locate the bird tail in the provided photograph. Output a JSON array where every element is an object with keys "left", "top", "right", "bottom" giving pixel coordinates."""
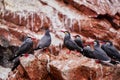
[
  {"left": 9, "top": 55, "right": 18, "bottom": 61},
  {"left": 101, "top": 60, "right": 114, "bottom": 66},
  {"left": 11, "top": 59, "right": 20, "bottom": 71},
  {"left": 115, "top": 57, "right": 120, "bottom": 62},
  {"left": 110, "top": 60, "right": 120, "bottom": 65}
]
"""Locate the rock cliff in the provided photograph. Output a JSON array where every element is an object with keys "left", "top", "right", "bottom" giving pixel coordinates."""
[{"left": 0, "top": 0, "right": 120, "bottom": 80}]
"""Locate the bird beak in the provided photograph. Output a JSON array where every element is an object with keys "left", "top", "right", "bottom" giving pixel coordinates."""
[{"left": 60, "top": 30, "right": 65, "bottom": 33}]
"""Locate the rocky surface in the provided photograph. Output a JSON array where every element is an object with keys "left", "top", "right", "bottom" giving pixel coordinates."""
[
  {"left": 0, "top": 66, "right": 11, "bottom": 80},
  {"left": 7, "top": 52, "right": 120, "bottom": 80},
  {"left": 0, "top": 0, "right": 120, "bottom": 80}
]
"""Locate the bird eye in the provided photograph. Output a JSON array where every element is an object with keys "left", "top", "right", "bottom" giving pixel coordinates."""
[{"left": 65, "top": 32, "right": 67, "bottom": 34}]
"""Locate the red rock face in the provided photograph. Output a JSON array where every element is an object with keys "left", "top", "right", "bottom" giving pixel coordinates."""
[
  {"left": 0, "top": 0, "right": 120, "bottom": 49},
  {"left": 0, "top": 0, "right": 120, "bottom": 80},
  {"left": 8, "top": 51, "right": 120, "bottom": 80}
]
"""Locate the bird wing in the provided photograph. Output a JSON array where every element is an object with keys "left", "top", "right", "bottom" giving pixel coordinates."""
[
  {"left": 106, "top": 46, "right": 120, "bottom": 60},
  {"left": 16, "top": 41, "right": 32, "bottom": 56},
  {"left": 101, "top": 44, "right": 113, "bottom": 57},
  {"left": 93, "top": 48, "right": 110, "bottom": 61},
  {"left": 37, "top": 35, "right": 51, "bottom": 49},
  {"left": 101, "top": 44, "right": 119, "bottom": 58},
  {"left": 83, "top": 47, "right": 95, "bottom": 59},
  {"left": 101, "top": 44, "right": 106, "bottom": 51},
  {"left": 9, "top": 42, "right": 29, "bottom": 61},
  {"left": 107, "top": 46, "right": 120, "bottom": 54},
  {"left": 74, "top": 39, "right": 83, "bottom": 48},
  {"left": 65, "top": 39, "right": 82, "bottom": 51}
]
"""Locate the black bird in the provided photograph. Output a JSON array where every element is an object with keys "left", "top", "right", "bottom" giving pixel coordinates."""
[
  {"left": 9, "top": 36, "right": 34, "bottom": 61},
  {"left": 34, "top": 29, "right": 51, "bottom": 50},
  {"left": 93, "top": 40, "right": 111, "bottom": 63},
  {"left": 61, "top": 31, "right": 83, "bottom": 54},
  {"left": 83, "top": 45, "right": 95, "bottom": 59},
  {"left": 73, "top": 35, "right": 84, "bottom": 48},
  {"left": 11, "top": 57, "right": 20, "bottom": 71},
  {"left": 101, "top": 40, "right": 120, "bottom": 62},
  {"left": 83, "top": 44, "right": 118, "bottom": 65}
]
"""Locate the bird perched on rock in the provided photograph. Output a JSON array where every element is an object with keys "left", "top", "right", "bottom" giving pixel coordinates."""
[
  {"left": 83, "top": 45, "right": 95, "bottom": 59},
  {"left": 101, "top": 40, "right": 120, "bottom": 62},
  {"left": 9, "top": 36, "right": 34, "bottom": 61},
  {"left": 61, "top": 31, "right": 83, "bottom": 54},
  {"left": 73, "top": 35, "right": 84, "bottom": 48},
  {"left": 34, "top": 29, "right": 51, "bottom": 50},
  {"left": 93, "top": 40, "right": 111, "bottom": 63}
]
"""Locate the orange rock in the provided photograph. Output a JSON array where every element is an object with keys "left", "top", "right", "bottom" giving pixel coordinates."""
[
  {"left": 20, "top": 54, "right": 48, "bottom": 80},
  {"left": 49, "top": 54, "right": 120, "bottom": 80},
  {"left": 0, "top": 0, "right": 120, "bottom": 79},
  {"left": 8, "top": 65, "right": 30, "bottom": 80}
]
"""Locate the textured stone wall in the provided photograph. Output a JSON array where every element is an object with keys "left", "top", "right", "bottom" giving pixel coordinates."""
[{"left": 0, "top": 0, "right": 120, "bottom": 80}]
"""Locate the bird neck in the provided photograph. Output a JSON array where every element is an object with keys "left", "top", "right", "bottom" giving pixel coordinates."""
[
  {"left": 94, "top": 43, "right": 100, "bottom": 47},
  {"left": 45, "top": 31, "right": 50, "bottom": 36},
  {"left": 45, "top": 32, "right": 50, "bottom": 36},
  {"left": 106, "top": 42, "right": 113, "bottom": 46},
  {"left": 64, "top": 34, "right": 71, "bottom": 41},
  {"left": 109, "top": 42, "right": 113, "bottom": 46},
  {"left": 76, "top": 38, "right": 82, "bottom": 42}
]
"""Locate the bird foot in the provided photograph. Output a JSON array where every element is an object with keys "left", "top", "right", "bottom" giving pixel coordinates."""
[
  {"left": 24, "top": 53, "right": 29, "bottom": 57},
  {"left": 45, "top": 49, "right": 49, "bottom": 52},
  {"left": 67, "top": 50, "right": 71, "bottom": 54},
  {"left": 75, "top": 50, "right": 79, "bottom": 54},
  {"left": 95, "top": 60, "right": 101, "bottom": 64},
  {"left": 43, "top": 48, "right": 49, "bottom": 52},
  {"left": 75, "top": 52, "right": 80, "bottom": 56}
]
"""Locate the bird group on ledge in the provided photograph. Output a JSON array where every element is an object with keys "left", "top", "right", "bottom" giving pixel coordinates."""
[{"left": 9, "top": 29, "right": 120, "bottom": 71}]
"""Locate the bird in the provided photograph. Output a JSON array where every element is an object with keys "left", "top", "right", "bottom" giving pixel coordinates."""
[
  {"left": 73, "top": 35, "right": 84, "bottom": 48},
  {"left": 61, "top": 31, "right": 83, "bottom": 54},
  {"left": 34, "top": 29, "right": 51, "bottom": 50},
  {"left": 9, "top": 36, "right": 34, "bottom": 61},
  {"left": 93, "top": 40, "right": 111, "bottom": 63},
  {"left": 11, "top": 57, "right": 20, "bottom": 71},
  {"left": 83, "top": 45, "right": 95, "bottom": 59},
  {"left": 101, "top": 40, "right": 120, "bottom": 62},
  {"left": 83, "top": 43, "right": 118, "bottom": 65}
]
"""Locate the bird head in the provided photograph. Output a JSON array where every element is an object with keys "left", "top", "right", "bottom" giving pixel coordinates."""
[
  {"left": 106, "top": 40, "right": 113, "bottom": 46},
  {"left": 24, "top": 36, "right": 36, "bottom": 41},
  {"left": 45, "top": 29, "right": 51, "bottom": 35},
  {"left": 88, "top": 40, "right": 99, "bottom": 47},
  {"left": 24, "top": 36, "right": 30, "bottom": 40},
  {"left": 86, "top": 45, "right": 91, "bottom": 48},
  {"left": 94, "top": 40, "right": 100, "bottom": 46},
  {"left": 73, "top": 35, "right": 81, "bottom": 39},
  {"left": 61, "top": 30, "right": 70, "bottom": 36}
]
